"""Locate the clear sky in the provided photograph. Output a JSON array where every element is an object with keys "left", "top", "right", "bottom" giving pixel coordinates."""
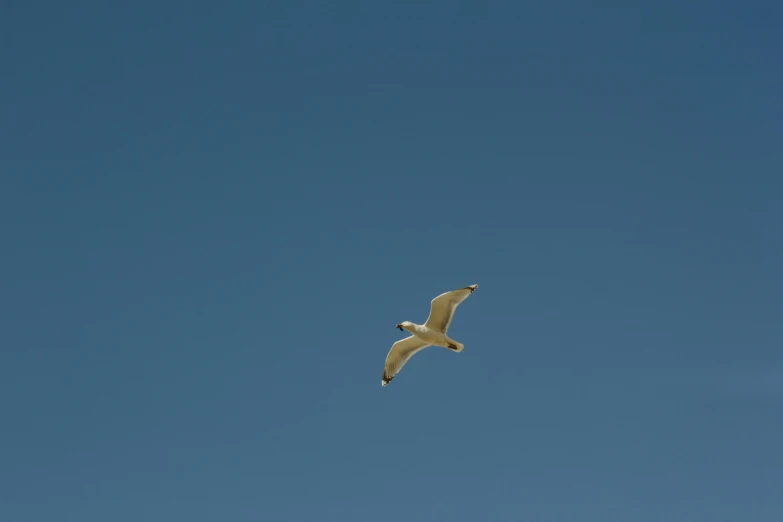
[{"left": 1, "top": 1, "right": 781, "bottom": 521}]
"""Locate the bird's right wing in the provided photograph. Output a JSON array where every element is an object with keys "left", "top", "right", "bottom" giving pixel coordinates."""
[
  {"left": 382, "top": 336, "right": 431, "bottom": 387},
  {"left": 424, "top": 284, "right": 478, "bottom": 333}
]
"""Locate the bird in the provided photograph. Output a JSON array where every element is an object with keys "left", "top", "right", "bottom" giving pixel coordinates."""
[{"left": 381, "top": 284, "right": 478, "bottom": 387}]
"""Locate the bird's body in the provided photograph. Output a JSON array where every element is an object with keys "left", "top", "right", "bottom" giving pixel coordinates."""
[
  {"left": 398, "top": 322, "right": 462, "bottom": 351},
  {"left": 381, "top": 284, "right": 478, "bottom": 386}
]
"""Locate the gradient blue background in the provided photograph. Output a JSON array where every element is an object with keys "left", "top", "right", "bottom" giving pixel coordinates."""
[{"left": 2, "top": 1, "right": 782, "bottom": 521}]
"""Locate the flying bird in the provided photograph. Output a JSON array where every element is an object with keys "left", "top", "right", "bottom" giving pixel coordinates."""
[{"left": 381, "top": 284, "right": 478, "bottom": 387}]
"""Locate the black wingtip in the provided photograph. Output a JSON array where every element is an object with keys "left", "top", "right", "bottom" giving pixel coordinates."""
[{"left": 382, "top": 374, "right": 393, "bottom": 386}]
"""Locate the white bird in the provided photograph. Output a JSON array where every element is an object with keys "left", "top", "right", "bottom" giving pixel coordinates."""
[{"left": 381, "top": 284, "right": 478, "bottom": 387}]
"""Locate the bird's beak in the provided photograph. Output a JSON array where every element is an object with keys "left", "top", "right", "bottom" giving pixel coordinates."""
[{"left": 396, "top": 324, "right": 403, "bottom": 331}]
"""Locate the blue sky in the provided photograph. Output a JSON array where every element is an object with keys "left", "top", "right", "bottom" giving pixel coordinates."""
[{"left": 1, "top": 1, "right": 781, "bottom": 521}]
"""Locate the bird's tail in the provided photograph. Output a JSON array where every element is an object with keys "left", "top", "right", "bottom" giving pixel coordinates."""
[{"left": 447, "top": 341, "right": 464, "bottom": 352}]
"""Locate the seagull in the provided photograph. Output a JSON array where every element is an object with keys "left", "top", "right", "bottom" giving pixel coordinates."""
[{"left": 381, "top": 284, "right": 478, "bottom": 387}]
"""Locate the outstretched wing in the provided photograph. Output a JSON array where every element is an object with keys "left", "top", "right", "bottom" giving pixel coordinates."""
[
  {"left": 382, "top": 336, "right": 431, "bottom": 386},
  {"left": 424, "top": 284, "right": 478, "bottom": 333}
]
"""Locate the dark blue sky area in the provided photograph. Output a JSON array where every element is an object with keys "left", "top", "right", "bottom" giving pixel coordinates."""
[{"left": 1, "top": 2, "right": 781, "bottom": 521}]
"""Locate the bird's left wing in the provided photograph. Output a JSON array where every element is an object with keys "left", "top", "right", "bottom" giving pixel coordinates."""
[{"left": 382, "top": 336, "right": 431, "bottom": 387}]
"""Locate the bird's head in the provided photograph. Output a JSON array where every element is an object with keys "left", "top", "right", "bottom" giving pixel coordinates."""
[{"left": 396, "top": 321, "right": 413, "bottom": 332}]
